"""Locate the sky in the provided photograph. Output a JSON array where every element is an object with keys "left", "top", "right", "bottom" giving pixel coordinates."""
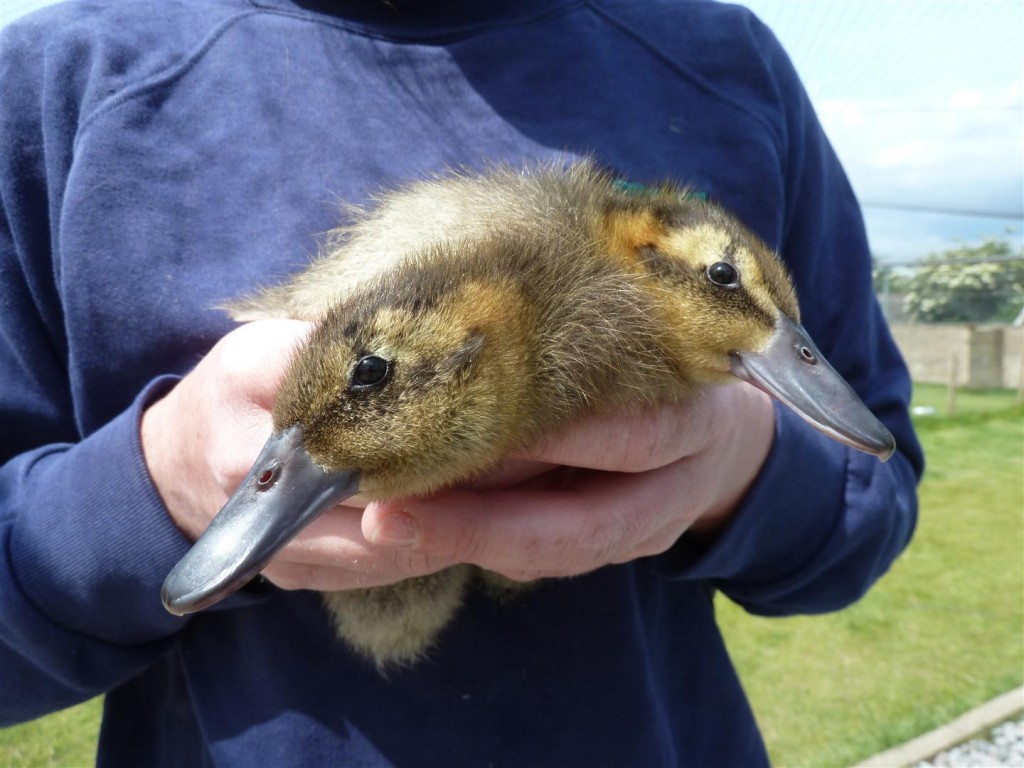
[
  {"left": 742, "top": 0, "right": 1024, "bottom": 263},
  {"left": 4, "top": 0, "right": 1023, "bottom": 264}
]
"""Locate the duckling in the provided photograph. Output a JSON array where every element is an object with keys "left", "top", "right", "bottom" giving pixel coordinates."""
[{"left": 162, "top": 159, "right": 895, "bottom": 668}]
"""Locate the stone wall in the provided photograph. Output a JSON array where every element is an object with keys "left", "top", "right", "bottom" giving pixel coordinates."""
[{"left": 890, "top": 324, "right": 1023, "bottom": 390}]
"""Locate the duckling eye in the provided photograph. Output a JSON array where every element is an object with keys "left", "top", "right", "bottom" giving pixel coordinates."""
[
  {"left": 351, "top": 355, "right": 391, "bottom": 390},
  {"left": 707, "top": 261, "right": 740, "bottom": 288}
]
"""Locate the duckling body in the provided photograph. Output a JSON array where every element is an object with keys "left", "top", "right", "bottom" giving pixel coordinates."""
[
  {"left": 163, "top": 159, "right": 895, "bottom": 668},
  {"left": 228, "top": 162, "right": 644, "bottom": 323},
  {"left": 238, "top": 164, "right": 699, "bottom": 666}
]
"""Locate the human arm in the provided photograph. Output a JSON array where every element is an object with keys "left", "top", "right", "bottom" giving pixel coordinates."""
[
  {"left": 0, "top": 5, "right": 247, "bottom": 724},
  {"left": 0, "top": 33, "right": 188, "bottom": 721},
  {"left": 354, "top": 357, "right": 916, "bottom": 616}
]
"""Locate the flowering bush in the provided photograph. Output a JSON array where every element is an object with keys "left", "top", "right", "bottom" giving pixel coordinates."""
[{"left": 900, "top": 239, "right": 1024, "bottom": 323}]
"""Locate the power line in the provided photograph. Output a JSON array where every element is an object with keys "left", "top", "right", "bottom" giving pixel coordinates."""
[
  {"left": 860, "top": 201, "right": 1024, "bottom": 219},
  {"left": 874, "top": 255, "right": 1024, "bottom": 269},
  {"left": 821, "top": 106, "right": 1023, "bottom": 114}
]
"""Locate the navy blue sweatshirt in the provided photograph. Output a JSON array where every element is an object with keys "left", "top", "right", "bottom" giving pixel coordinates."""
[{"left": 0, "top": 1, "right": 922, "bottom": 765}]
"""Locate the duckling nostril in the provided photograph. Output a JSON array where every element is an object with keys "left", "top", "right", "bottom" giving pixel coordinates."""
[
  {"left": 798, "top": 346, "right": 818, "bottom": 364},
  {"left": 256, "top": 465, "right": 279, "bottom": 491}
]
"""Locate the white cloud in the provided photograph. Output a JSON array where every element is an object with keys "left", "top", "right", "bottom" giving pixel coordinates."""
[
  {"left": 949, "top": 90, "right": 985, "bottom": 110},
  {"left": 746, "top": 0, "right": 1024, "bottom": 261},
  {"left": 819, "top": 87, "right": 1023, "bottom": 219}
]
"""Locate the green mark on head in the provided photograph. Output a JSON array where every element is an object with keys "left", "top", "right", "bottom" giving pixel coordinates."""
[{"left": 612, "top": 178, "right": 707, "bottom": 202}]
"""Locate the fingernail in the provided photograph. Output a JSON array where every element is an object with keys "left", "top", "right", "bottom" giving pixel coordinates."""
[{"left": 370, "top": 510, "right": 420, "bottom": 547}]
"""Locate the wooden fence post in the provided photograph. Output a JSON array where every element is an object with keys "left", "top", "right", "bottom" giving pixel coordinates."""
[{"left": 947, "top": 354, "right": 958, "bottom": 417}]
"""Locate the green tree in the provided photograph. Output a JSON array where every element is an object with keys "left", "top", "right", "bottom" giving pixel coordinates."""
[{"left": 902, "top": 239, "right": 1024, "bottom": 323}]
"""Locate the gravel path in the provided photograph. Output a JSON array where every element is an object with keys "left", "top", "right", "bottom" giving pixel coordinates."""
[{"left": 913, "top": 716, "right": 1024, "bottom": 768}]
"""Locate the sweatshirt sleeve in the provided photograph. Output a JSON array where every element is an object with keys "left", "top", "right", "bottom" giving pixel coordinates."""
[
  {"left": 0, "top": 12, "right": 188, "bottom": 725},
  {"left": 655, "top": 10, "right": 924, "bottom": 614},
  {"left": 0, "top": 384, "right": 194, "bottom": 724},
  {"left": 0, "top": 121, "right": 193, "bottom": 713},
  {"left": 0, "top": 6, "right": 278, "bottom": 724}
]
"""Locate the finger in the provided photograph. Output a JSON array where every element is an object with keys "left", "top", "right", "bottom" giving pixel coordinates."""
[
  {"left": 363, "top": 459, "right": 706, "bottom": 576},
  {"left": 610, "top": 517, "right": 699, "bottom": 564},
  {"left": 262, "top": 553, "right": 454, "bottom": 591},
  {"left": 205, "top": 320, "right": 318, "bottom": 491},
  {"left": 457, "top": 458, "right": 559, "bottom": 491},
  {"left": 267, "top": 501, "right": 381, "bottom": 566},
  {"left": 517, "top": 396, "right": 708, "bottom": 474},
  {"left": 261, "top": 503, "right": 457, "bottom": 590},
  {"left": 213, "top": 319, "right": 315, "bottom": 410}
]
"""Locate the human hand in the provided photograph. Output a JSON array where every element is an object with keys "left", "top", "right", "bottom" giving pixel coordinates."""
[
  {"left": 359, "top": 382, "right": 777, "bottom": 582},
  {"left": 142, "top": 320, "right": 315, "bottom": 544}
]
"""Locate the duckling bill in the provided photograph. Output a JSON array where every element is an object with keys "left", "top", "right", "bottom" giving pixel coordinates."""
[{"left": 161, "top": 160, "right": 895, "bottom": 665}]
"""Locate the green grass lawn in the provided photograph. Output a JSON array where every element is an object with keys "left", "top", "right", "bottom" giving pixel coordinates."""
[
  {"left": 719, "top": 384, "right": 1024, "bottom": 766},
  {"left": 0, "top": 697, "right": 102, "bottom": 767},
  {"left": 2, "top": 384, "right": 1022, "bottom": 767}
]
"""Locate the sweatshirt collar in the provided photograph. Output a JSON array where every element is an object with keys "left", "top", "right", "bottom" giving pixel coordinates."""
[{"left": 249, "top": 0, "right": 583, "bottom": 42}]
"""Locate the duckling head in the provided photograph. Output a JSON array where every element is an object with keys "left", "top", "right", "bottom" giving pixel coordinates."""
[
  {"left": 601, "top": 186, "right": 895, "bottom": 458},
  {"left": 162, "top": 255, "right": 544, "bottom": 615},
  {"left": 271, "top": 271, "right": 539, "bottom": 500}
]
